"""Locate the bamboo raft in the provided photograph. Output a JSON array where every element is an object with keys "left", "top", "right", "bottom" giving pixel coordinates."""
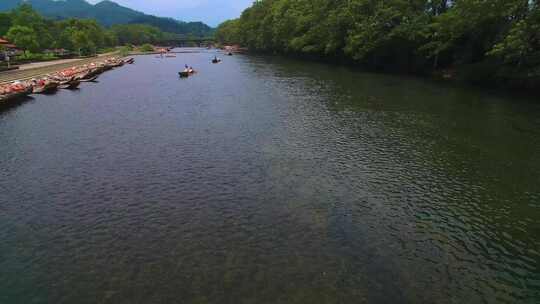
[{"left": 0, "top": 57, "right": 134, "bottom": 104}]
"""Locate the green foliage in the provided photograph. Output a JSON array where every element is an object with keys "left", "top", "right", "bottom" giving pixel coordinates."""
[
  {"left": 6, "top": 25, "right": 39, "bottom": 53},
  {"left": 9, "top": 3, "right": 53, "bottom": 50},
  {"left": 103, "top": 30, "right": 118, "bottom": 47},
  {"left": 0, "top": 4, "right": 177, "bottom": 58},
  {"left": 129, "top": 15, "right": 213, "bottom": 37},
  {"left": 111, "top": 24, "right": 164, "bottom": 45},
  {"left": 53, "top": 19, "right": 107, "bottom": 55},
  {"left": 118, "top": 45, "right": 133, "bottom": 57},
  {"left": 139, "top": 44, "right": 154, "bottom": 52},
  {"left": 215, "top": 20, "right": 241, "bottom": 45},
  {"left": 216, "top": 0, "right": 540, "bottom": 82},
  {"left": 17, "top": 51, "right": 58, "bottom": 61},
  {"left": 488, "top": 5, "right": 540, "bottom": 66},
  {"left": 0, "top": 0, "right": 214, "bottom": 36},
  {"left": 99, "top": 46, "right": 117, "bottom": 54},
  {"left": 0, "top": 12, "right": 12, "bottom": 36},
  {"left": 10, "top": 3, "right": 41, "bottom": 27},
  {"left": 71, "top": 30, "right": 93, "bottom": 56}
]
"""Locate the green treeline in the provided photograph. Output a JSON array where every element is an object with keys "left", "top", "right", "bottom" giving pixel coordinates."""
[
  {"left": 216, "top": 0, "right": 540, "bottom": 87},
  {"left": 0, "top": 4, "right": 174, "bottom": 56}
]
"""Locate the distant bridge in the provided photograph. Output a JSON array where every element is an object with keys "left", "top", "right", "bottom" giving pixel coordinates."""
[{"left": 160, "top": 36, "right": 215, "bottom": 48}]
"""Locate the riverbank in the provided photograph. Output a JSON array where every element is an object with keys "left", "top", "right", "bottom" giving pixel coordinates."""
[
  {"left": 238, "top": 48, "right": 540, "bottom": 94},
  {"left": 0, "top": 53, "right": 119, "bottom": 85},
  {"left": 0, "top": 55, "right": 132, "bottom": 106}
]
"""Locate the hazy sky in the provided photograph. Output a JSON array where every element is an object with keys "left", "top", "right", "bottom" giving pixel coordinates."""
[{"left": 87, "top": 0, "right": 253, "bottom": 26}]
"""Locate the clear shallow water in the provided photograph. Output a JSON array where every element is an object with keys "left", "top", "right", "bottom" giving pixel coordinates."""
[{"left": 1, "top": 49, "right": 539, "bottom": 303}]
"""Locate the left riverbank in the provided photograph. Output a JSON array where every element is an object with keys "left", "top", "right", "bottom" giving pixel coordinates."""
[
  {"left": 0, "top": 53, "right": 119, "bottom": 85},
  {"left": 0, "top": 54, "right": 133, "bottom": 107}
]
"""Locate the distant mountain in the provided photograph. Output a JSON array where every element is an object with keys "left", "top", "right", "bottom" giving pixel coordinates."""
[{"left": 0, "top": 0, "right": 213, "bottom": 37}]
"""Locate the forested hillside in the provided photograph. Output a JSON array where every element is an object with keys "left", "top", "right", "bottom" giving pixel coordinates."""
[
  {"left": 216, "top": 0, "right": 540, "bottom": 88},
  {"left": 0, "top": 0, "right": 213, "bottom": 37},
  {"left": 0, "top": 5, "right": 175, "bottom": 56}
]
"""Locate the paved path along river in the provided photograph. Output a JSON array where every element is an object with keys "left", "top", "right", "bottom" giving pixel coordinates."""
[
  {"left": 1, "top": 49, "right": 539, "bottom": 303},
  {"left": 0, "top": 53, "right": 116, "bottom": 85}
]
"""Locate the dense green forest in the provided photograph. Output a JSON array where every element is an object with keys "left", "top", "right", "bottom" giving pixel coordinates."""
[
  {"left": 216, "top": 0, "right": 540, "bottom": 88},
  {"left": 0, "top": 4, "right": 176, "bottom": 56}
]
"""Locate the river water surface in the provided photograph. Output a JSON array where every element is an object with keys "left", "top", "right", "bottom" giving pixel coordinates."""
[{"left": 1, "top": 49, "right": 539, "bottom": 303}]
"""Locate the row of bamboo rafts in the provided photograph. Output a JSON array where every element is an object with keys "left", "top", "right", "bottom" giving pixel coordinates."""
[{"left": 0, "top": 57, "right": 135, "bottom": 102}]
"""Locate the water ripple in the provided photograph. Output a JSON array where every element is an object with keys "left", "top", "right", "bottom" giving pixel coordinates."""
[{"left": 0, "top": 52, "right": 539, "bottom": 304}]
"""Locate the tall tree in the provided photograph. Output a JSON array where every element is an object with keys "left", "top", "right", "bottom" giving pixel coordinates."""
[
  {"left": 0, "top": 12, "right": 12, "bottom": 36},
  {"left": 215, "top": 0, "right": 540, "bottom": 82},
  {"left": 6, "top": 25, "right": 39, "bottom": 54}
]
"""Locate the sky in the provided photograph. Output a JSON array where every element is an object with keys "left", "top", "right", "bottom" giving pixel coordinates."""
[{"left": 87, "top": 0, "right": 254, "bottom": 27}]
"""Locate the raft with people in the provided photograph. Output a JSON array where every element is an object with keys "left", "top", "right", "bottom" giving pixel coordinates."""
[{"left": 179, "top": 65, "right": 196, "bottom": 78}]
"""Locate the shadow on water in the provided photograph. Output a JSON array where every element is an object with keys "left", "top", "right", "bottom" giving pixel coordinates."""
[
  {"left": 245, "top": 54, "right": 540, "bottom": 302},
  {"left": 0, "top": 95, "right": 36, "bottom": 113}
]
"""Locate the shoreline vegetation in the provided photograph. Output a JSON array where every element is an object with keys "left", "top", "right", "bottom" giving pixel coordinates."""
[
  {"left": 0, "top": 4, "right": 186, "bottom": 66},
  {"left": 215, "top": 0, "right": 540, "bottom": 92}
]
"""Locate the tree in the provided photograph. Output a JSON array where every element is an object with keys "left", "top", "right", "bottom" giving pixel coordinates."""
[
  {"left": 58, "top": 26, "right": 76, "bottom": 51},
  {"left": 139, "top": 44, "right": 154, "bottom": 52},
  {"left": 6, "top": 25, "right": 39, "bottom": 54},
  {"left": 215, "top": 20, "right": 242, "bottom": 45},
  {"left": 215, "top": 0, "right": 540, "bottom": 84},
  {"left": 111, "top": 24, "right": 164, "bottom": 45},
  {"left": 10, "top": 4, "right": 52, "bottom": 53},
  {"left": 0, "top": 4, "right": 175, "bottom": 55},
  {"left": 488, "top": 4, "right": 540, "bottom": 66},
  {"left": 0, "top": 12, "right": 12, "bottom": 36},
  {"left": 71, "top": 30, "right": 91, "bottom": 56},
  {"left": 104, "top": 30, "right": 119, "bottom": 47}
]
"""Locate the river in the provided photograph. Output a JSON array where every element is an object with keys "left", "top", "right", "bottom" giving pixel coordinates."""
[{"left": 1, "top": 49, "right": 539, "bottom": 303}]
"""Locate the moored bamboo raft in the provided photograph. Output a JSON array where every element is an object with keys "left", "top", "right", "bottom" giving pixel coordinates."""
[
  {"left": 79, "top": 75, "right": 99, "bottom": 82},
  {"left": 0, "top": 81, "right": 33, "bottom": 103},
  {"left": 31, "top": 78, "right": 59, "bottom": 94},
  {"left": 59, "top": 79, "right": 81, "bottom": 90},
  {"left": 0, "top": 56, "right": 129, "bottom": 104}
]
